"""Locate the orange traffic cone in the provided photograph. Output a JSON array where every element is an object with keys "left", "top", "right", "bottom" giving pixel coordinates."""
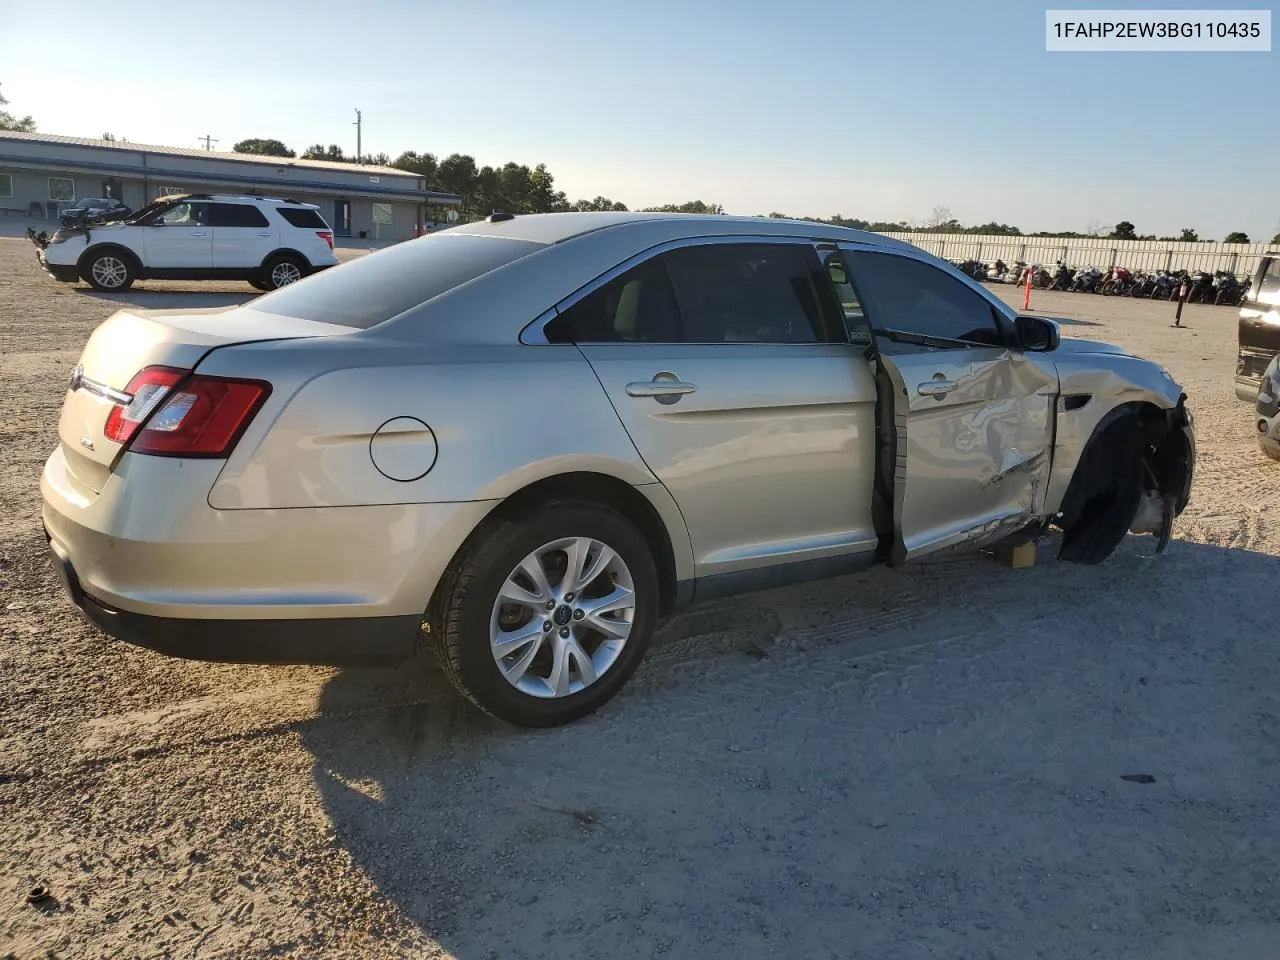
[{"left": 1022, "top": 266, "right": 1033, "bottom": 311}]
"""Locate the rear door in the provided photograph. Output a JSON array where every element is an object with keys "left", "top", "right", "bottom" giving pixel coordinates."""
[
  {"left": 208, "top": 201, "right": 276, "bottom": 269},
  {"left": 141, "top": 200, "right": 213, "bottom": 269},
  {"left": 550, "top": 238, "right": 881, "bottom": 582},
  {"left": 839, "top": 247, "right": 1057, "bottom": 563}
]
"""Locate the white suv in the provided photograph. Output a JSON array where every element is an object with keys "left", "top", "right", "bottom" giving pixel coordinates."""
[{"left": 36, "top": 193, "right": 339, "bottom": 292}]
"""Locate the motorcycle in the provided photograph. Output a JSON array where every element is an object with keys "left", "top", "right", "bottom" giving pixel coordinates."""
[
  {"left": 1070, "top": 267, "right": 1103, "bottom": 294},
  {"left": 1150, "top": 270, "right": 1180, "bottom": 300},
  {"left": 1213, "top": 271, "right": 1245, "bottom": 306},
  {"left": 1126, "top": 271, "right": 1157, "bottom": 298},
  {"left": 1100, "top": 265, "right": 1135, "bottom": 296},
  {"left": 1049, "top": 262, "right": 1076, "bottom": 291},
  {"left": 1187, "top": 270, "right": 1216, "bottom": 304},
  {"left": 1031, "top": 264, "right": 1053, "bottom": 289}
]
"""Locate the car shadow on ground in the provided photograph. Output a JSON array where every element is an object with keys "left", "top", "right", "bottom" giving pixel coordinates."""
[
  {"left": 75, "top": 289, "right": 258, "bottom": 310},
  {"left": 295, "top": 535, "right": 1280, "bottom": 958}
]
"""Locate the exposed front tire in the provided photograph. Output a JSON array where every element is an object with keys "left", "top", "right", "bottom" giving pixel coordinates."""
[
  {"left": 261, "top": 254, "right": 307, "bottom": 290},
  {"left": 429, "top": 501, "right": 659, "bottom": 727},
  {"left": 81, "top": 249, "right": 136, "bottom": 291},
  {"left": 1056, "top": 414, "right": 1146, "bottom": 564}
]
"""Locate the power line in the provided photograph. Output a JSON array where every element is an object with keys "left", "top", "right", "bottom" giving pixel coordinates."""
[
  {"left": 353, "top": 109, "right": 362, "bottom": 164},
  {"left": 198, "top": 134, "right": 218, "bottom": 151}
]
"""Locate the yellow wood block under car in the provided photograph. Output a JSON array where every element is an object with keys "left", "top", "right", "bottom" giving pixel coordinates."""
[{"left": 997, "top": 542, "right": 1037, "bottom": 569}]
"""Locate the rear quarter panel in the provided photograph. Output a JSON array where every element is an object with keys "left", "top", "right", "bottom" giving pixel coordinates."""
[{"left": 200, "top": 336, "right": 664, "bottom": 496}]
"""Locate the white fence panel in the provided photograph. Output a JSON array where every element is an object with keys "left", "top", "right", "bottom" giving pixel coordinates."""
[{"left": 879, "top": 232, "right": 1280, "bottom": 277}]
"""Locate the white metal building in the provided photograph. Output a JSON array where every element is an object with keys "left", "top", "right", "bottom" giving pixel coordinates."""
[{"left": 0, "top": 130, "right": 460, "bottom": 242}]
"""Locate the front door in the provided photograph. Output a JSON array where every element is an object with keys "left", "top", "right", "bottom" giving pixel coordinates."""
[
  {"left": 334, "top": 199, "right": 351, "bottom": 237},
  {"left": 552, "top": 239, "right": 881, "bottom": 582},
  {"left": 102, "top": 179, "right": 124, "bottom": 202},
  {"left": 839, "top": 247, "right": 1057, "bottom": 563},
  {"left": 142, "top": 200, "right": 213, "bottom": 269}
]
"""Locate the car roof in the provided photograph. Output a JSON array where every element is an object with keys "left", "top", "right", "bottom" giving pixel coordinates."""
[
  {"left": 444, "top": 211, "right": 910, "bottom": 249},
  {"left": 159, "top": 193, "right": 319, "bottom": 208}
]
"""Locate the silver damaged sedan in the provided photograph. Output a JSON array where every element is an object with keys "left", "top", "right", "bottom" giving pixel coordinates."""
[{"left": 42, "top": 213, "right": 1196, "bottom": 726}]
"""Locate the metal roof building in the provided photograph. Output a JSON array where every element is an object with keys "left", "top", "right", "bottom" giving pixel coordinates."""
[{"left": 0, "top": 130, "right": 461, "bottom": 242}]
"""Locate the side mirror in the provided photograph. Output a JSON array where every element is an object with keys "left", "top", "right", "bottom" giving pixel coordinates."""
[{"left": 1015, "top": 314, "right": 1060, "bottom": 352}]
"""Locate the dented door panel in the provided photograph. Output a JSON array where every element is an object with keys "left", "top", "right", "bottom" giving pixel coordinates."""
[{"left": 878, "top": 349, "right": 1056, "bottom": 562}]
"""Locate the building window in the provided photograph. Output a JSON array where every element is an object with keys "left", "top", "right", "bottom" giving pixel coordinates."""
[
  {"left": 0, "top": 173, "right": 12, "bottom": 199},
  {"left": 48, "top": 177, "right": 75, "bottom": 202},
  {"left": 372, "top": 202, "right": 392, "bottom": 224}
]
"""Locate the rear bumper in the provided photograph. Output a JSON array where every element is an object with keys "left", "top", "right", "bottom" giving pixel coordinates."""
[{"left": 47, "top": 535, "right": 420, "bottom": 665}]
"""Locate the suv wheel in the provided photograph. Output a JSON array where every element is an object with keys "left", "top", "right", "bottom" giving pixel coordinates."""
[
  {"left": 430, "top": 502, "right": 659, "bottom": 727},
  {"left": 262, "top": 254, "right": 306, "bottom": 290},
  {"left": 83, "top": 250, "right": 135, "bottom": 291}
]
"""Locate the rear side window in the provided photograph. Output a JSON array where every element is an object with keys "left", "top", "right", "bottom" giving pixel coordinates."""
[
  {"left": 547, "top": 242, "right": 824, "bottom": 344},
  {"left": 245, "top": 234, "right": 541, "bottom": 329},
  {"left": 208, "top": 203, "right": 270, "bottom": 228},
  {"left": 277, "top": 206, "right": 329, "bottom": 229}
]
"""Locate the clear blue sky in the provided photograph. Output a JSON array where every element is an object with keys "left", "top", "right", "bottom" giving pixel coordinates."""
[{"left": 2, "top": 0, "right": 1275, "bottom": 240}]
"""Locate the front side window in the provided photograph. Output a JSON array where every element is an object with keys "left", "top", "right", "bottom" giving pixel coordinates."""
[
  {"left": 207, "top": 203, "right": 270, "bottom": 228},
  {"left": 156, "top": 201, "right": 209, "bottom": 226},
  {"left": 0, "top": 173, "right": 12, "bottom": 199},
  {"left": 822, "top": 249, "right": 872, "bottom": 345},
  {"left": 48, "top": 177, "right": 74, "bottom": 201},
  {"left": 548, "top": 242, "right": 825, "bottom": 344},
  {"left": 844, "top": 251, "right": 1006, "bottom": 349}
]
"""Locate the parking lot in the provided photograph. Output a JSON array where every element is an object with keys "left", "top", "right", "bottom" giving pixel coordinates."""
[{"left": 2, "top": 234, "right": 1278, "bottom": 959}]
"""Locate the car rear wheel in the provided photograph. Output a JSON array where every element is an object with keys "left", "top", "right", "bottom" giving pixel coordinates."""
[
  {"left": 429, "top": 502, "right": 659, "bottom": 727},
  {"left": 83, "top": 250, "right": 135, "bottom": 291},
  {"left": 261, "top": 254, "right": 306, "bottom": 290}
]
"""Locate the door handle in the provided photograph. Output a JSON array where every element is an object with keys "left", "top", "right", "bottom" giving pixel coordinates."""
[
  {"left": 917, "top": 378, "right": 958, "bottom": 398},
  {"left": 189, "top": 231, "right": 208, "bottom": 237},
  {"left": 626, "top": 376, "right": 697, "bottom": 404},
  {"left": 257, "top": 232, "right": 273, "bottom": 237}
]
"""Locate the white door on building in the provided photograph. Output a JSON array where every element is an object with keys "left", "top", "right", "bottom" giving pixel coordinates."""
[
  {"left": 142, "top": 200, "right": 213, "bottom": 269},
  {"left": 208, "top": 201, "right": 278, "bottom": 269}
]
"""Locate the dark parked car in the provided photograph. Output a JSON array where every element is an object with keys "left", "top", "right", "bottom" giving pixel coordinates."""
[
  {"left": 1236, "top": 255, "right": 1280, "bottom": 402},
  {"left": 57, "top": 197, "right": 131, "bottom": 228}
]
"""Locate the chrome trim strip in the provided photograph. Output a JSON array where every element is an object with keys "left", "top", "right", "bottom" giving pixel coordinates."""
[{"left": 76, "top": 375, "right": 133, "bottom": 406}]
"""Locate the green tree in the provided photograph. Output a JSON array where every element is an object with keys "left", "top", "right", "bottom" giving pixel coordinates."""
[
  {"left": 392, "top": 151, "right": 438, "bottom": 186},
  {"left": 233, "top": 138, "right": 295, "bottom": 157},
  {"left": 301, "top": 144, "right": 346, "bottom": 161},
  {"left": 101, "top": 132, "right": 116, "bottom": 142},
  {"left": 641, "top": 200, "right": 724, "bottom": 215},
  {"left": 571, "top": 196, "right": 628, "bottom": 211},
  {"left": 1224, "top": 231, "right": 1250, "bottom": 244},
  {"left": 1110, "top": 221, "right": 1137, "bottom": 240},
  {"left": 437, "top": 154, "right": 479, "bottom": 210},
  {"left": 528, "top": 164, "right": 569, "bottom": 212},
  {"left": 1178, "top": 227, "right": 1199, "bottom": 242},
  {"left": 0, "top": 84, "right": 36, "bottom": 132},
  {"left": 1272, "top": 232, "right": 1280, "bottom": 245}
]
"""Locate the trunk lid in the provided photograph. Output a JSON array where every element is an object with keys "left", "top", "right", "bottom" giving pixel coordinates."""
[{"left": 58, "top": 305, "right": 353, "bottom": 494}]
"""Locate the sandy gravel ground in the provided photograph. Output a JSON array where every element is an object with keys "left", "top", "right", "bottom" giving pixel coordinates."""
[{"left": 2, "top": 239, "right": 1277, "bottom": 959}]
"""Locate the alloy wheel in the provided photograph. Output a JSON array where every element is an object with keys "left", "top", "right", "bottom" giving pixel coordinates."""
[
  {"left": 271, "top": 261, "right": 302, "bottom": 287},
  {"left": 489, "top": 537, "right": 636, "bottom": 699},
  {"left": 91, "top": 256, "right": 127, "bottom": 289}
]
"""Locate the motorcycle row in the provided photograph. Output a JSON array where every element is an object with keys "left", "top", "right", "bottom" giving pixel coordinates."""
[{"left": 954, "top": 259, "right": 1252, "bottom": 306}]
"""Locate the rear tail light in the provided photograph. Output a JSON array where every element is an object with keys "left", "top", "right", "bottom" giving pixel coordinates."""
[
  {"left": 105, "top": 365, "right": 271, "bottom": 458},
  {"left": 317, "top": 230, "right": 334, "bottom": 249}
]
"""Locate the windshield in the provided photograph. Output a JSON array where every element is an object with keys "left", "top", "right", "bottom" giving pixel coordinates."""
[
  {"left": 245, "top": 233, "right": 543, "bottom": 329},
  {"left": 123, "top": 199, "right": 172, "bottom": 224}
]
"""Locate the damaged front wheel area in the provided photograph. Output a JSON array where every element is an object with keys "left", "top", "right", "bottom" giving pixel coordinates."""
[{"left": 1054, "top": 401, "right": 1194, "bottom": 564}]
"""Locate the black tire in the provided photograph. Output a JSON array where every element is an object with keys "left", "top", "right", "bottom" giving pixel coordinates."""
[
  {"left": 81, "top": 248, "right": 136, "bottom": 291},
  {"left": 1261, "top": 436, "right": 1280, "bottom": 462},
  {"left": 260, "top": 254, "right": 308, "bottom": 291},
  {"left": 1057, "top": 414, "right": 1146, "bottom": 564},
  {"left": 429, "top": 501, "right": 660, "bottom": 727},
  {"left": 248, "top": 278, "right": 270, "bottom": 292}
]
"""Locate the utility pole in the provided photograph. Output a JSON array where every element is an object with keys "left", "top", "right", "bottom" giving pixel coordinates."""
[
  {"left": 198, "top": 134, "right": 218, "bottom": 151},
  {"left": 353, "top": 108, "right": 362, "bottom": 164}
]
